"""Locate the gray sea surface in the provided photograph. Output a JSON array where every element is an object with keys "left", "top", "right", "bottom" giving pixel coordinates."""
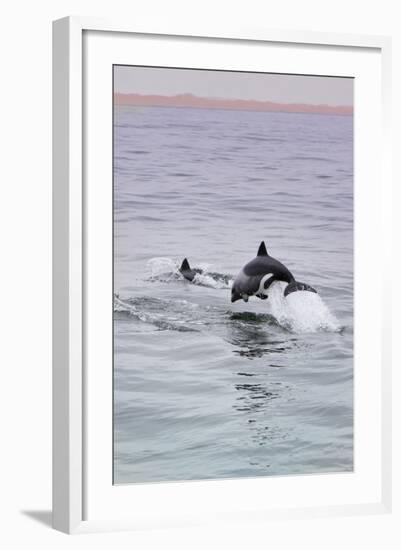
[{"left": 113, "top": 105, "right": 353, "bottom": 484}]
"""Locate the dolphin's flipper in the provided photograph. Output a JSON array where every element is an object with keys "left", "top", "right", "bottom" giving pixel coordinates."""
[{"left": 284, "top": 281, "right": 317, "bottom": 297}]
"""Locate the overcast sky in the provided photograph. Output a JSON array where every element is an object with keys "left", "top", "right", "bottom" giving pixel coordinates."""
[{"left": 114, "top": 65, "right": 353, "bottom": 106}]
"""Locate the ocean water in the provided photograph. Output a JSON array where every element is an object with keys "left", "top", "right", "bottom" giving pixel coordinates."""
[{"left": 113, "top": 105, "right": 353, "bottom": 484}]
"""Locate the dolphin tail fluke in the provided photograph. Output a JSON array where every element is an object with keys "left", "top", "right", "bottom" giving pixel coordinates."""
[
  {"left": 180, "top": 258, "right": 191, "bottom": 272},
  {"left": 284, "top": 281, "right": 317, "bottom": 297}
]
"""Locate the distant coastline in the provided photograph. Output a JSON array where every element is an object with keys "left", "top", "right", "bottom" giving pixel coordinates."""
[{"left": 114, "top": 92, "right": 353, "bottom": 116}]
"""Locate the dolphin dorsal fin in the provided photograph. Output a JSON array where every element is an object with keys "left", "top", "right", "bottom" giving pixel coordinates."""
[
  {"left": 257, "top": 241, "right": 269, "bottom": 257},
  {"left": 180, "top": 258, "right": 191, "bottom": 271}
]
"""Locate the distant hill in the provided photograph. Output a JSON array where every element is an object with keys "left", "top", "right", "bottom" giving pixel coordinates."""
[{"left": 114, "top": 92, "right": 353, "bottom": 116}]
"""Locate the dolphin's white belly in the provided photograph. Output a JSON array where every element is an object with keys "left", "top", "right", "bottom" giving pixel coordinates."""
[
  {"left": 256, "top": 273, "right": 274, "bottom": 296},
  {"left": 234, "top": 270, "right": 273, "bottom": 297}
]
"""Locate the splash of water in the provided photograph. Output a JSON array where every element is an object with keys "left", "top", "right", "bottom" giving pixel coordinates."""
[
  {"left": 265, "top": 281, "right": 340, "bottom": 333},
  {"left": 192, "top": 272, "right": 233, "bottom": 289},
  {"left": 147, "top": 257, "right": 181, "bottom": 282}
]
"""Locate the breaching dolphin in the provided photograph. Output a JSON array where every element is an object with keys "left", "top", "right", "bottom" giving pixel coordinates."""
[{"left": 231, "top": 241, "right": 317, "bottom": 303}]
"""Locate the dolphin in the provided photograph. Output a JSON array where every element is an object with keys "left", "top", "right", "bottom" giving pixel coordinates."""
[
  {"left": 179, "top": 258, "right": 202, "bottom": 282},
  {"left": 179, "top": 259, "right": 233, "bottom": 287},
  {"left": 231, "top": 241, "right": 317, "bottom": 303}
]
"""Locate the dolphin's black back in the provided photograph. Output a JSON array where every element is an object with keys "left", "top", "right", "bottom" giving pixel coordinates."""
[{"left": 243, "top": 255, "right": 294, "bottom": 283}]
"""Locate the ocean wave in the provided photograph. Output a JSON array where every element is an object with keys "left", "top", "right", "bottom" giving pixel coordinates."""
[{"left": 114, "top": 295, "right": 200, "bottom": 332}]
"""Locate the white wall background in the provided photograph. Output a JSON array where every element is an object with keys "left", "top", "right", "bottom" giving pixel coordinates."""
[{"left": 0, "top": 1, "right": 399, "bottom": 548}]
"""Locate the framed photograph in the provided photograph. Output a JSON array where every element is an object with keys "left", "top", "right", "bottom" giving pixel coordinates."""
[{"left": 52, "top": 17, "right": 392, "bottom": 534}]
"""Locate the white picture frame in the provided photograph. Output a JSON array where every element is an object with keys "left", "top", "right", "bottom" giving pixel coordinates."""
[{"left": 52, "top": 16, "right": 392, "bottom": 534}]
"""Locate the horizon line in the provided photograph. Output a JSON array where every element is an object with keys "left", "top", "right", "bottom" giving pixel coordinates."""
[{"left": 114, "top": 92, "right": 353, "bottom": 116}]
